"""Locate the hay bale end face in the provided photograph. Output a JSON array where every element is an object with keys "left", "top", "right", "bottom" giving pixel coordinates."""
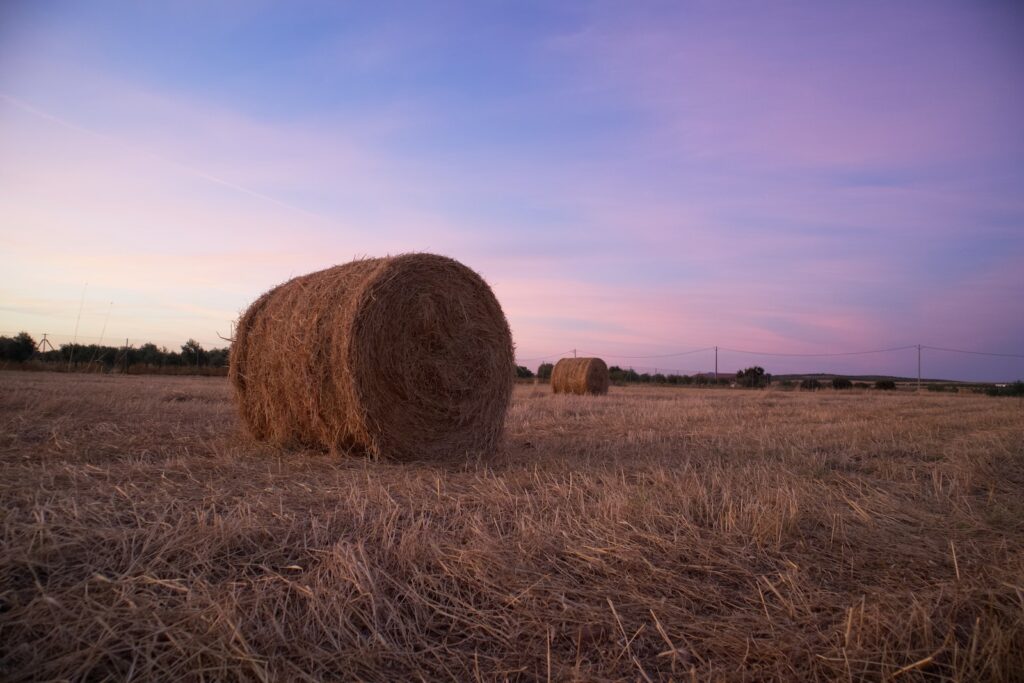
[
  {"left": 551, "top": 357, "right": 609, "bottom": 395},
  {"left": 229, "top": 254, "right": 515, "bottom": 460}
]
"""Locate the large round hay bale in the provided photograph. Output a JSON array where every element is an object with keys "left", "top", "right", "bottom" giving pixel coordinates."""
[
  {"left": 229, "top": 253, "right": 515, "bottom": 460},
  {"left": 551, "top": 357, "right": 609, "bottom": 395}
]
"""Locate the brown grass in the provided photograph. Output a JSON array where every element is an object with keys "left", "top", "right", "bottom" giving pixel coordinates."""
[
  {"left": 551, "top": 357, "right": 609, "bottom": 395},
  {"left": 1, "top": 371, "right": 1023, "bottom": 681},
  {"left": 230, "top": 254, "right": 515, "bottom": 460}
]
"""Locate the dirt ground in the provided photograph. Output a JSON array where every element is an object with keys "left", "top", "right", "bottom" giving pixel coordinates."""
[{"left": 2, "top": 371, "right": 1022, "bottom": 681}]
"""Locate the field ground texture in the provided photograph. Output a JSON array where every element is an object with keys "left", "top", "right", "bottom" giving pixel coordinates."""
[{"left": 1, "top": 371, "right": 1022, "bottom": 681}]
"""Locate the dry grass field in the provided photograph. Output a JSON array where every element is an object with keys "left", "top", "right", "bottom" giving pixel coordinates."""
[{"left": 1, "top": 371, "right": 1023, "bottom": 682}]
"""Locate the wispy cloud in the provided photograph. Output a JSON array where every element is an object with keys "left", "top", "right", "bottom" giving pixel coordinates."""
[{"left": 0, "top": 2, "right": 1021, "bottom": 379}]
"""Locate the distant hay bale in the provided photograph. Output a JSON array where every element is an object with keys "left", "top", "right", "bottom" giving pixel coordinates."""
[
  {"left": 229, "top": 253, "right": 515, "bottom": 460},
  {"left": 551, "top": 357, "right": 609, "bottom": 395}
]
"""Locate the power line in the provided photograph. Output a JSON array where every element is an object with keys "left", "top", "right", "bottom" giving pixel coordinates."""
[
  {"left": 922, "top": 345, "right": 1024, "bottom": 359},
  {"left": 717, "top": 345, "right": 917, "bottom": 358},
  {"left": 5, "top": 326, "right": 1021, "bottom": 362},
  {"left": 1, "top": 330, "right": 225, "bottom": 348},
  {"left": 578, "top": 346, "right": 715, "bottom": 359},
  {"left": 515, "top": 344, "right": 932, "bottom": 362},
  {"left": 515, "top": 349, "right": 576, "bottom": 362}
]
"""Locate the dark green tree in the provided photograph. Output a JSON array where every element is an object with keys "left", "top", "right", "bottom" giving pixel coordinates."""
[
  {"left": 515, "top": 365, "right": 534, "bottom": 379},
  {"left": 537, "top": 362, "right": 554, "bottom": 380},
  {"left": 137, "top": 343, "right": 164, "bottom": 366},
  {"left": 0, "top": 332, "right": 36, "bottom": 362},
  {"left": 736, "top": 366, "right": 768, "bottom": 388},
  {"left": 208, "top": 347, "right": 230, "bottom": 367},
  {"left": 985, "top": 381, "right": 1024, "bottom": 397},
  {"left": 181, "top": 339, "right": 208, "bottom": 367}
]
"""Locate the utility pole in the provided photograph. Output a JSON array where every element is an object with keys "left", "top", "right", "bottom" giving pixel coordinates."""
[
  {"left": 714, "top": 346, "right": 718, "bottom": 385},
  {"left": 124, "top": 338, "right": 129, "bottom": 375},
  {"left": 573, "top": 348, "right": 576, "bottom": 358},
  {"left": 917, "top": 344, "right": 921, "bottom": 392},
  {"left": 37, "top": 333, "right": 55, "bottom": 353},
  {"left": 69, "top": 282, "right": 87, "bottom": 371}
]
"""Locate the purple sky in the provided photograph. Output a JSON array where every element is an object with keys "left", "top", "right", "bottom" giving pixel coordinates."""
[{"left": 1, "top": 1, "right": 1022, "bottom": 380}]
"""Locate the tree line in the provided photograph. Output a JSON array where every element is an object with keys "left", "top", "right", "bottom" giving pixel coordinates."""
[
  {"left": 6, "top": 333, "right": 1019, "bottom": 394},
  {"left": 0, "top": 332, "right": 229, "bottom": 371},
  {"left": 516, "top": 362, "right": 772, "bottom": 386}
]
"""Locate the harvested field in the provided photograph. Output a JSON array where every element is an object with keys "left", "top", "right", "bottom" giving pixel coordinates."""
[{"left": 1, "top": 370, "right": 1023, "bottom": 681}]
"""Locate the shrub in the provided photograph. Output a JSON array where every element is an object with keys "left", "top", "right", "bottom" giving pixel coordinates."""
[
  {"left": 875, "top": 380, "right": 896, "bottom": 390},
  {"left": 515, "top": 365, "right": 534, "bottom": 379},
  {"left": 831, "top": 377, "right": 853, "bottom": 390},
  {"left": 0, "top": 332, "right": 36, "bottom": 362},
  {"left": 537, "top": 363, "right": 554, "bottom": 380},
  {"left": 985, "top": 381, "right": 1024, "bottom": 397},
  {"left": 800, "top": 378, "right": 821, "bottom": 391},
  {"left": 736, "top": 366, "right": 769, "bottom": 388}
]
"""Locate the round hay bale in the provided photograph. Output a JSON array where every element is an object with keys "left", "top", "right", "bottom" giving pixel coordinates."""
[
  {"left": 229, "top": 253, "right": 515, "bottom": 460},
  {"left": 551, "top": 357, "right": 609, "bottom": 395}
]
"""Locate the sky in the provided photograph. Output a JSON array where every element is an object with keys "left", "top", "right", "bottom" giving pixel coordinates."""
[{"left": 1, "top": 1, "right": 1022, "bottom": 380}]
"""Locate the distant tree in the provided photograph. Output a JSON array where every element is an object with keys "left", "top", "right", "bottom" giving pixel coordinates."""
[
  {"left": 137, "top": 343, "right": 164, "bottom": 366},
  {"left": 181, "top": 339, "right": 207, "bottom": 367},
  {"left": 985, "top": 381, "right": 1024, "bottom": 397},
  {"left": 0, "top": 332, "right": 36, "bottom": 362},
  {"left": 800, "top": 378, "right": 822, "bottom": 391},
  {"left": 652, "top": 373, "right": 667, "bottom": 384},
  {"left": 537, "top": 362, "right": 554, "bottom": 380},
  {"left": 874, "top": 379, "right": 896, "bottom": 390},
  {"left": 208, "top": 347, "right": 230, "bottom": 368},
  {"left": 831, "top": 377, "right": 853, "bottom": 390},
  {"left": 736, "top": 366, "right": 768, "bottom": 388},
  {"left": 515, "top": 365, "right": 534, "bottom": 379}
]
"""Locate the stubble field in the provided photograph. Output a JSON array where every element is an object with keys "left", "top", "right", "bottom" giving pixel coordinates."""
[{"left": 1, "top": 371, "right": 1022, "bottom": 681}]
